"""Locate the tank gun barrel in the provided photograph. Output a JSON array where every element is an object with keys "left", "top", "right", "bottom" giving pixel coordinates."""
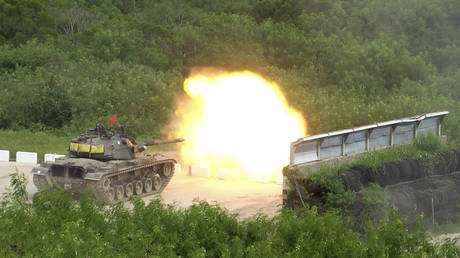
[{"left": 142, "top": 138, "right": 185, "bottom": 146}]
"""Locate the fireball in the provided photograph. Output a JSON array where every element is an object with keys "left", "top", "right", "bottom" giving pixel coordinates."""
[{"left": 175, "top": 70, "right": 306, "bottom": 180}]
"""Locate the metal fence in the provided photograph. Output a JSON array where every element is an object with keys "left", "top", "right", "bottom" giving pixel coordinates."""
[{"left": 290, "top": 111, "right": 449, "bottom": 167}]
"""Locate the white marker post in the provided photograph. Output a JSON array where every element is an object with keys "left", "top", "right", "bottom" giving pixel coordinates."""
[
  {"left": 44, "top": 154, "right": 66, "bottom": 162},
  {"left": 174, "top": 163, "right": 182, "bottom": 175},
  {"left": 0, "top": 150, "right": 9, "bottom": 162},
  {"left": 16, "top": 151, "right": 38, "bottom": 164},
  {"left": 189, "top": 165, "right": 211, "bottom": 177}
]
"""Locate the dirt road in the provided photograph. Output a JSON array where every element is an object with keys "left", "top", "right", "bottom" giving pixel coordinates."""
[{"left": 0, "top": 162, "right": 282, "bottom": 219}]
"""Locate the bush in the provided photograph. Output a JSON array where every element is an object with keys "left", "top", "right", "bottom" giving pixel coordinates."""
[{"left": 0, "top": 172, "right": 458, "bottom": 256}]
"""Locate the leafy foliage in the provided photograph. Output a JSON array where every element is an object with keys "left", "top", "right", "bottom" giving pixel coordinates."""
[
  {"left": 1, "top": 169, "right": 28, "bottom": 205},
  {"left": 0, "top": 0, "right": 458, "bottom": 141},
  {"left": 0, "top": 176, "right": 458, "bottom": 256}
]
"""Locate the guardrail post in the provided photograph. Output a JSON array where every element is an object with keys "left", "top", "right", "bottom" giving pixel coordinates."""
[
  {"left": 317, "top": 139, "right": 321, "bottom": 160},
  {"left": 365, "top": 130, "right": 370, "bottom": 151},
  {"left": 437, "top": 117, "right": 444, "bottom": 136},
  {"left": 414, "top": 121, "right": 421, "bottom": 138},
  {"left": 390, "top": 126, "right": 395, "bottom": 146}
]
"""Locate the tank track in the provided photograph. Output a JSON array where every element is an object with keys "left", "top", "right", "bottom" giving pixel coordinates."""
[{"left": 87, "top": 159, "right": 176, "bottom": 203}]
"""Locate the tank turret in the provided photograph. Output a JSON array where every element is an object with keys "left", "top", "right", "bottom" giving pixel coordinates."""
[
  {"left": 68, "top": 124, "right": 184, "bottom": 160},
  {"left": 32, "top": 123, "right": 184, "bottom": 202}
]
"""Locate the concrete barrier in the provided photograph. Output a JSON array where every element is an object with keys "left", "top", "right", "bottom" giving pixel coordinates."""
[
  {"left": 0, "top": 150, "right": 9, "bottom": 162},
  {"left": 16, "top": 151, "right": 37, "bottom": 164},
  {"left": 276, "top": 173, "right": 283, "bottom": 185},
  {"left": 218, "top": 168, "right": 243, "bottom": 180},
  {"left": 174, "top": 163, "right": 182, "bottom": 175},
  {"left": 44, "top": 154, "right": 66, "bottom": 162},
  {"left": 189, "top": 165, "right": 211, "bottom": 177}
]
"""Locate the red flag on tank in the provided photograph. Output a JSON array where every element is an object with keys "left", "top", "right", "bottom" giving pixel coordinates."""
[{"left": 109, "top": 115, "right": 118, "bottom": 125}]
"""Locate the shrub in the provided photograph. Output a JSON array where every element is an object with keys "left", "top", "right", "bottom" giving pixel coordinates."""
[{"left": 0, "top": 172, "right": 458, "bottom": 256}]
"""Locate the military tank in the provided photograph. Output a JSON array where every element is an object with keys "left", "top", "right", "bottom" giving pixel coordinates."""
[{"left": 31, "top": 124, "right": 184, "bottom": 202}]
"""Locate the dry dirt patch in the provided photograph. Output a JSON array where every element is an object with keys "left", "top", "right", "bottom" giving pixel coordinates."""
[{"left": 0, "top": 162, "right": 282, "bottom": 219}]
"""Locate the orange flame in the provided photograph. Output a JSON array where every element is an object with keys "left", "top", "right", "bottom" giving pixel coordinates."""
[{"left": 175, "top": 70, "right": 306, "bottom": 180}]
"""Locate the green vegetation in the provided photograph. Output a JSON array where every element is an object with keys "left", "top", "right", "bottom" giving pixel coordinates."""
[
  {"left": 360, "top": 183, "right": 390, "bottom": 225},
  {"left": 0, "top": 0, "right": 458, "bottom": 141},
  {"left": 355, "top": 133, "right": 450, "bottom": 171},
  {"left": 0, "top": 173, "right": 458, "bottom": 257},
  {"left": 285, "top": 134, "right": 451, "bottom": 213},
  {"left": 0, "top": 130, "right": 68, "bottom": 161}
]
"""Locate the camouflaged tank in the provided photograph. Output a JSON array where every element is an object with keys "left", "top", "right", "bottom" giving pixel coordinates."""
[{"left": 31, "top": 124, "right": 184, "bottom": 202}]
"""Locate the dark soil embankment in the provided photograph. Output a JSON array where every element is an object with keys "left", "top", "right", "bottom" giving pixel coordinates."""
[
  {"left": 292, "top": 150, "right": 460, "bottom": 229},
  {"left": 387, "top": 172, "right": 460, "bottom": 227},
  {"left": 340, "top": 150, "right": 460, "bottom": 191}
]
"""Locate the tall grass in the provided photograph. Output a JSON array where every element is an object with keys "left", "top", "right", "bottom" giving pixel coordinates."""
[
  {"left": 359, "top": 133, "right": 449, "bottom": 170},
  {"left": 0, "top": 130, "right": 68, "bottom": 161}
]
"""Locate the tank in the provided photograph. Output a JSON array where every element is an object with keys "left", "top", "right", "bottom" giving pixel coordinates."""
[{"left": 31, "top": 124, "right": 184, "bottom": 202}]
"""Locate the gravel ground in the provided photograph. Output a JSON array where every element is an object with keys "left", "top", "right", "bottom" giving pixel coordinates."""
[{"left": 0, "top": 161, "right": 282, "bottom": 220}]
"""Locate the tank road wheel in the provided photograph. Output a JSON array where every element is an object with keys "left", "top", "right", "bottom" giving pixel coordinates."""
[
  {"left": 144, "top": 178, "right": 153, "bottom": 193},
  {"left": 125, "top": 183, "right": 134, "bottom": 198},
  {"left": 33, "top": 175, "right": 49, "bottom": 189},
  {"left": 152, "top": 175, "right": 161, "bottom": 190},
  {"left": 134, "top": 180, "right": 143, "bottom": 195},
  {"left": 102, "top": 177, "right": 111, "bottom": 191},
  {"left": 106, "top": 187, "right": 115, "bottom": 202},
  {"left": 115, "top": 185, "right": 125, "bottom": 200},
  {"left": 161, "top": 163, "right": 173, "bottom": 177}
]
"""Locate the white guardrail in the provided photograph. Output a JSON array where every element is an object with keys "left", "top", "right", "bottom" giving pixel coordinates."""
[
  {"left": 290, "top": 111, "right": 449, "bottom": 167},
  {"left": 283, "top": 111, "right": 449, "bottom": 207}
]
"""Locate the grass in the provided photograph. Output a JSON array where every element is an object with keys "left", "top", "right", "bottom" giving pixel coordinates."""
[
  {"left": 0, "top": 130, "right": 68, "bottom": 162},
  {"left": 358, "top": 134, "right": 450, "bottom": 171}
]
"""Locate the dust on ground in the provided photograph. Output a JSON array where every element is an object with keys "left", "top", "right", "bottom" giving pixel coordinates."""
[{"left": 0, "top": 161, "right": 282, "bottom": 220}]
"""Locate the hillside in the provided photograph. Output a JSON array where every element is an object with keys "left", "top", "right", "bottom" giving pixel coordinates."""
[{"left": 0, "top": 0, "right": 459, "bottom": 140}]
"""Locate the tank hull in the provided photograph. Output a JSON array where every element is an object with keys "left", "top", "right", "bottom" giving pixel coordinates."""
[{"left": 32, "top": 153, "right": 176, "bottom": 203}]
